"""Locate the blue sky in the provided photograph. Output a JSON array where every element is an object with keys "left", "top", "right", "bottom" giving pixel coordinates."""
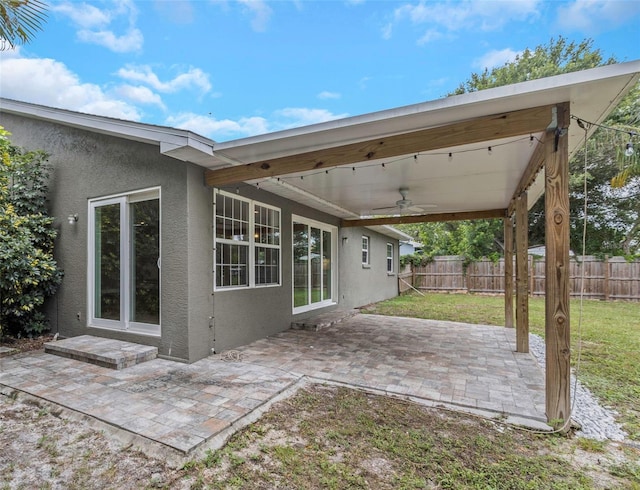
[{"left": 1, "top": 0, "right": 639, "bottom": 142}]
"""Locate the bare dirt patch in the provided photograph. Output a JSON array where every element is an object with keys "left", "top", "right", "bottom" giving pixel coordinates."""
[{"left": 0, "top": 392, "right": 187, "bottom": 489}]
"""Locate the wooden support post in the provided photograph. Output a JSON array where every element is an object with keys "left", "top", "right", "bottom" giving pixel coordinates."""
[
  {"left": 504, "top": 216, "right": 514, "bottom": 328},
  {"left": 515, "top": 192, "right": 529, "bottom": 352},
  {"left": 545, "top": 103, "right": 571, "bottom": 427}
]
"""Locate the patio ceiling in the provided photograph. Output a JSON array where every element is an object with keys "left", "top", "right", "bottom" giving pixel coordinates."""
[{"left": 204, "top": 61, "right": 640, "bottom": 224}]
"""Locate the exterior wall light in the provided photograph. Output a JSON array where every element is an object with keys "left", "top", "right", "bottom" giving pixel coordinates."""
[{"left": 68, "top": 214, "right": 78, "bottom": 224}]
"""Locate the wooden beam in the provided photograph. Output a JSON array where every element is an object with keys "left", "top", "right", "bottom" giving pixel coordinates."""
[
  {"left": 205, "top": 105, "right": 555, "bottom": 186},
  {"left": 504, "top": 215, "right": 514, "bottom": 329},
  {"left": 545, "top": 102, "right": 571, "bottom": 428},
  {"left": 341, "top": 209, "right": 506, "bottom": 228},
  {"left": 507, "top": 133, "right": 547, "bottom": 216},
  {"left": 515, "top": 192, "right": 529, "bottom": 353}
]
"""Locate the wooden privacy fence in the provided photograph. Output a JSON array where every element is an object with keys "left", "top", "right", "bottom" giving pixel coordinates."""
[{"left": 398, "top": 255, "right": 640, "bottom": 301}]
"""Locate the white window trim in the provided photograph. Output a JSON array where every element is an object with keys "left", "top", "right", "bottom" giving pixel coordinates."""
[
  {"left": 362, "top": 235, "right": 370, "bottom": 267},
  {"left": 386, "top": 242, "right": 394, "bottom": 274},
  {"left": 87, "top": 187, "right": 161, "bottom": 337},
  {"left": 214, "top": 189, "right": 282, "bottom": 291},
  {"left": 292, "top": 215, "right": 338, "bottom": 315}
]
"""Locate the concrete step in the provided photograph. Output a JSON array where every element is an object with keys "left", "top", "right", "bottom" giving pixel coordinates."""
[
  {"left": 44, "top": 335, "right": 157, "bottom": 370},
  {"left": 291, "top": 309, "right": 359, "bottom": 332}
]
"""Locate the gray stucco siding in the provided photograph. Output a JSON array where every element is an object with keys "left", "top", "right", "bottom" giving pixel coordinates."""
[
  {"left": 0, "top": 113, "right": 203, "bottom": 361},
  {"left": 211, "top": 184, "right": 400, "bottom": 352},
  {"left": 1, "top": 112, "right": 401, "bottom": 362},
  {"left": 211, "top": 184, "right": 343, "bottom": 352},
  {"left": 338, "top": 227, "right": 399, "bottom": 309}
]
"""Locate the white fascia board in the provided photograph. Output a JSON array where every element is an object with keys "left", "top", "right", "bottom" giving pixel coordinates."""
[
  {"left": 0, "top": 98, "right": 216, "bottom": 164},
  {"left": 367, "top": 225, "right": 413, "bottom": 241}
]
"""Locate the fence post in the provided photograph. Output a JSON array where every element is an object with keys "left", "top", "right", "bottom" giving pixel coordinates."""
[{"left": 604, "top": 255, "right": 610, "bottom": 301}]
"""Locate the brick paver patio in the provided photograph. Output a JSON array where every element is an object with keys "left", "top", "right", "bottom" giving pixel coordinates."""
[{"left": 0, "top": 314, "right": 548, "bottom": 464}]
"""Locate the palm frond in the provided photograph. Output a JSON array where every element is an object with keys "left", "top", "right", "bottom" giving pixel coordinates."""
[{"left": 0, "top": 0, "right": 48, "bottom": 50}]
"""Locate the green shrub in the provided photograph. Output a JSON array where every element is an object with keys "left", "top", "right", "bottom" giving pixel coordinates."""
[{"left": 0, "top": 127, "right": 63, "bottom": 337}]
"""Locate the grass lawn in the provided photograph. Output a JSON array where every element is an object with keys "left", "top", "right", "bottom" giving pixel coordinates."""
[
  {"left": 362, "top": 292, "right": 640, "bottom": 441},
  {"left": 181, "top": 385, "right": 636, "bottom": 490}
]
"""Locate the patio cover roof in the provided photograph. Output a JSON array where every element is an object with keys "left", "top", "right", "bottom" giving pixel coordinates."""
[{"left": 203, "top": 61, "right": 640, "bottom": 225}]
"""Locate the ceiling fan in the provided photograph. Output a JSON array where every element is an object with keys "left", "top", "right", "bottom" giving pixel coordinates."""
[{"left": 371, "top": 187, "right": 436, "bottom": 215}]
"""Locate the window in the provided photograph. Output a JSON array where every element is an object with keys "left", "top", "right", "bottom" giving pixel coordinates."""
[
  {"left": 386, "top": 243, "right": 394, "bottom": 273},
  {"left": 89, "top": 188, "right": 160, "bottom": 336},
  {"left": 362, "top": 235, "right": 370, "bottom": 266},
  {"left": 293, "top": 216, "right": 337, "bottom": 313},
  {"left": 215, "top": 190, "right": 280, "bottom": 289}
]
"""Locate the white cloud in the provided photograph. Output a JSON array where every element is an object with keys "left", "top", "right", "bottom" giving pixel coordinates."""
[
  {"left": 53, "top": 0, "right": 143, "bottom": 53},
  {"left": 473, "top": 48, "right": 521, "bottom": 70},
  {"left": 273, "top": 108, "right": 349, "bottom": 129},
  {"left": 154, "top": 0, "right": 195, "bottom": 24},
  {"left": 113, "top": 84, "right": 166, "bottom": 109},
  {"left": 0, "top": 56, "right": 141, "bottom": 120},
  {"left": 166, "top": 107, "right": 349, "bottom": 140},
  {"left": 165, "top": 112, "right": 270, "bottom": 140},
  {"left": 381, "top": 22, "right": 393, "bottom": 40},
  {"left": 51, "top": 2, "right": 110, "bottom": 28},
  {"left": 387, "top": 0, "right": 540, "bottom": 43},
  {"left": 359, "top": 76, "right": 372, "bottom": 90},
  {"left": 317, "top": 91, "right": 341, "bottom": 100},
  {"left": 117, "top": 65, "right": 212, "bottom": 94},
  {"left": 78, "top": 28, "right": 143, "bottom": 53},
  {"left": 417, "top": 29, "right": 443, "bottom": 45},
  {"left": 236, "top": 0, "right": 273, "bottom": 32},
  {"left": 555, "top": 0, "right": 640, "bottom": 33}
]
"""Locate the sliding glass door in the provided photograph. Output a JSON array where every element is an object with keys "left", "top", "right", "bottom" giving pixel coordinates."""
[
  {"left": 292, "top": 217, "right": 336, "bottom": 313},
  {"left": 89, "top": 189, "right": 160, "bottom": 335}
]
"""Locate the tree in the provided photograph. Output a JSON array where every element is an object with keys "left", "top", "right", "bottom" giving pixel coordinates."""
[
  {"left": 450, "top": 37, "right": 614, "bottom": 95},
  {"left": 528, "top": 82, "right": 640, "bottom": 255},
  {"left": 401, "top": 37, "right": 640, "bottom": 258},
  {"left": 0, "top": 127, "right": 62, "bottom": 337},
  {"left": 0, "top": 0, "right": 47, "bottom": 50}
]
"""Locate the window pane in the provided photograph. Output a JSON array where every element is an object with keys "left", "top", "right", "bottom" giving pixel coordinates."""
[
  {"left": 256, "top": 246, "right": 279, "bottom": 285},
  {"left": 216, "top": 193, "right": 249, "bottom": 242},
  {"left": 216, "top": 243, "right": 249, "bottom": 287},
  {"left": 362, "top": 236, "right": 369, "bottom": 264},
  {"left": 293, "top": 222, "right": 308, "bottom": 307},
  {"left": 255, "top": 205, "right": 280, "bottom": 246},
  {"left": 130, "top": 199, "right": 160, "bottom": 325},
  {"left": 322, "top": 230, "right": 331, "bottom": 300},
  {"left": 311, "top": 227, "right": 321, "bottom": 303},
  {"left": 94, "top": 203, "right": 120, "bottom": 321}
]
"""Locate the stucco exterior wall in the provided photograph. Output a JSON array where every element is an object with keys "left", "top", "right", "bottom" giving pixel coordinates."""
[
  {"left": 0, "top": 113, "right": 209, "bottom": 361},
  {"left": 211, "top": 185, "right": 400, "bottom": 352},
  {"left": 1, "top": 112, "right": 400, "bottom": 361},
  {"left": 210, "top": 184, "right": 343, "bottom": 352},
  {"left": 338, "top": 227, "right": 399, "bottom": 309}
]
